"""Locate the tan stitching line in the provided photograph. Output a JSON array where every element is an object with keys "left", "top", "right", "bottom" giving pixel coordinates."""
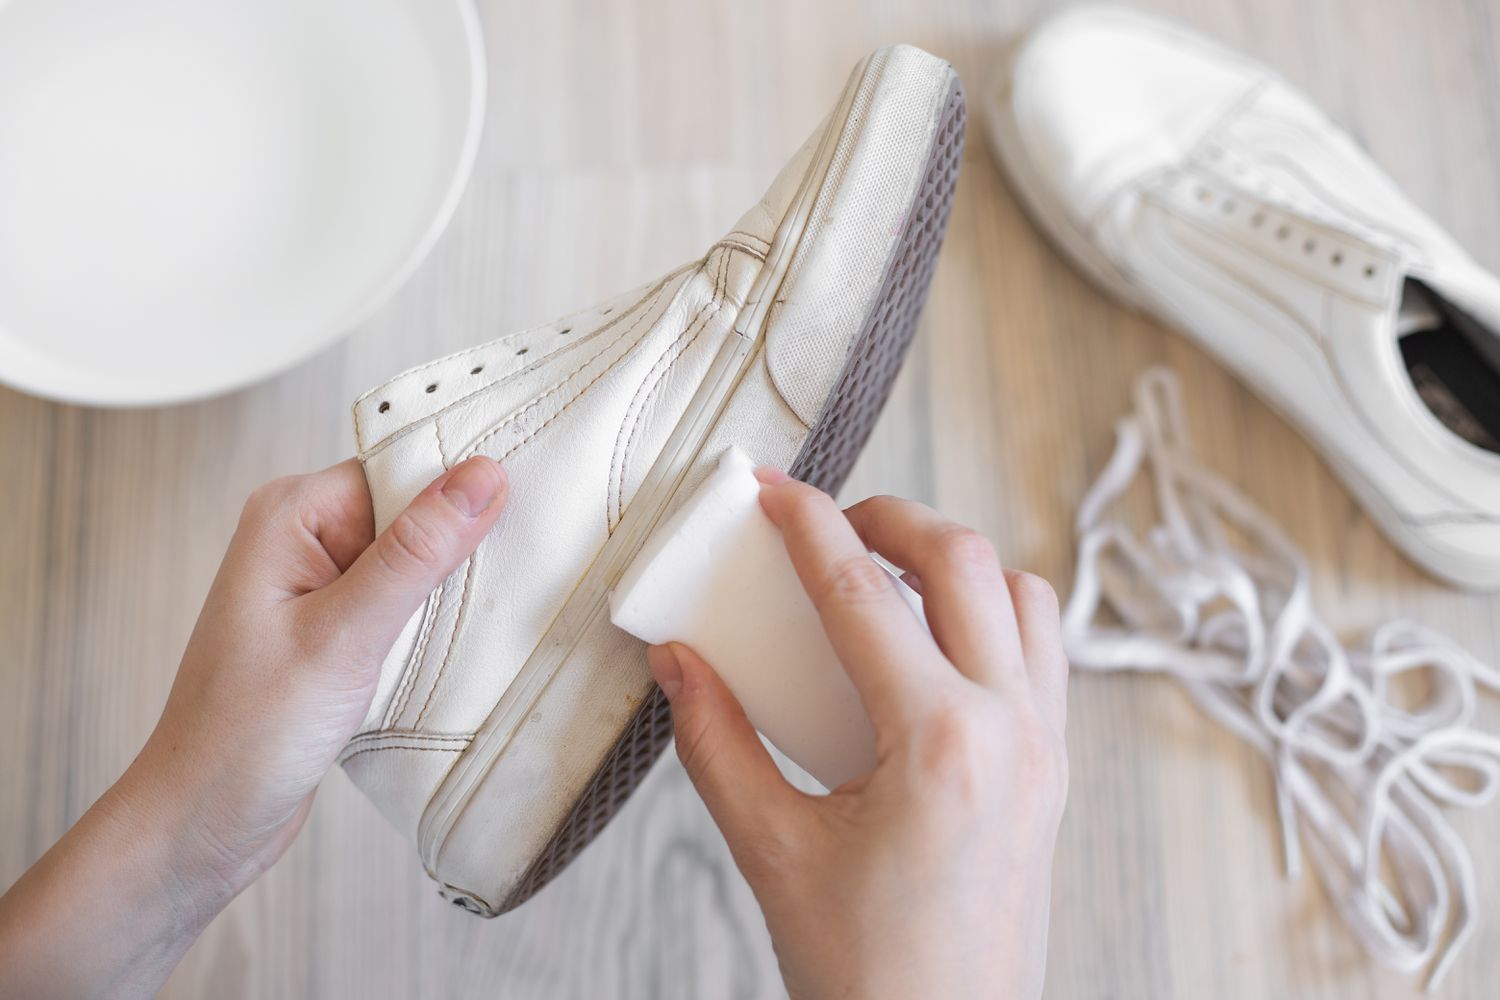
[
  {"left": 384, "top": 593, "right": 438, "bottom": 728},
  {"left": 403, "top": 276, "right": 689, "bottom": 725},
  {"left": 715, "top": 238, "right": 769, "bottom": 261},
  {"left": 607, "top": 252, "right": 722, "bottom": 526},
  {"left": 340, "top": 743, "right": 469, "bottom": 766},
  {"left": 339, "top": 733, "right": 470, "bottom": 764},
  {"left": 433, "top": 419, "right": 449, "bottom": 468},
  {"left": 615, "top": 266, "right": 724, "bottom": 527},
  {"left": 354, "top": 266, "right": 693, "bottom": 458},
  {"left": 347, "top": 732, "right": 472, "bottom": 747},
  {"left": 384, "top": 590, "right": 441, "bottom": 728},
  {"left": 354, "top": 262, "right": 692, "bottom": 406},
  {"left": 606, "top": 252, "right": 719, "bottom": 526},
  {"left": 722, "top": 230, "right": 770, "bottom": 249},
  {"left": 414, "top": 549, "right": 479, "bottom": 728},
  {"left": 350, "top": 272, "right": 667, "bottom": 408},
  {"left": 453, "top": 281, "right": 673, "bottom": 461},
  {"left": 341, "top": 733, "right": 472, "bottom": 759},
  {"left": 461, "top": 276, "right": 681, "bottom": 462}
]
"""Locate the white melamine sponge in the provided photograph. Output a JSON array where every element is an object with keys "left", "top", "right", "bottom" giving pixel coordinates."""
[{"left": 610, "top": 447, "right": 925, "bottom": 790}]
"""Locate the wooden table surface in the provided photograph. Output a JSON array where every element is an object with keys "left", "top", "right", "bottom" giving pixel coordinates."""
[{"left": 3, "top": 1, "right": 1498, "bottom": 996}]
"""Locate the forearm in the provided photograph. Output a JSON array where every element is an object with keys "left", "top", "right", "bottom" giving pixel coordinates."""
[{"left": 0, "top": 757, "right": 237, "bottom": 999}]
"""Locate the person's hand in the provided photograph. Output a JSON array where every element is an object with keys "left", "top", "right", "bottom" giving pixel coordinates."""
[
  {"left": 647, "top": 470, "right": 1068, "bottom": 1000},
  {"left": 0, "top": 456, "right": 507, "bottom": 999}
]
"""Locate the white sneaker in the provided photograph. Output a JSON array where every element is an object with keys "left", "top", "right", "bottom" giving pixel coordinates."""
[
  {"left": 341, "top": 45, "right": 965, "bottom": 914},
  {"left": 986, "top": 5, "right": 1500, "bottom": 590}
]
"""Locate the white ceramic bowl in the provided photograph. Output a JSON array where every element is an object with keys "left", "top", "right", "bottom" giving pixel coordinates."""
[{"left": 0, "top": 0, "right": 485, "bottom": 406}]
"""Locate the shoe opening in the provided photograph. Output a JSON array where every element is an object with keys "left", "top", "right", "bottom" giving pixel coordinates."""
[{"left": 1398, "top": 278, "right": 1500, "bottom": 454}]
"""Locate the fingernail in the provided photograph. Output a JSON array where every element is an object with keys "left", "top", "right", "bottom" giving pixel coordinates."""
[
  {"left": 754, "top": 465, "right": 790, "bottom": 485},
  {"left": 646, "top": 644, "right": 684, "bottom": 701},
  {"left": 440, "top": 457, "right": 504, "bottom": 517}
]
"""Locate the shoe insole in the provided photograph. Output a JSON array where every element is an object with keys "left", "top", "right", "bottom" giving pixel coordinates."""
[{"left": 1398, "top": 279, "right": 1500, "bottom": 454}]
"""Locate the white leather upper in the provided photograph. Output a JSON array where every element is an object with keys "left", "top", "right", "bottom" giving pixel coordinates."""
[
  {"left": 340, "top": 44, "right": 959, "bottom": 903},
  {"left": 995, "top": 5, "right": 1500, "bottom": 586}
]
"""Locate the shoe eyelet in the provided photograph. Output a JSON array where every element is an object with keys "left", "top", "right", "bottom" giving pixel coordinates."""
[
  {"left": 470, "top": 365, "right": 484, "bottom": 375},
  {"left": 601, "top": 307, "right": 613, "bottom": 315},
  {"left": 1364, "top": 264, "right": 1377, "bottom": 279},
  {"left": 1276, "top": 225, "right": 1291, "bottom": 241},
  {"left": 1250, "top": 212, "right": 1265, "bottom": 227},
  {"left": 1303, "top": 239, "right": 1317, "bottom": 254},
  {"left": 1330, "top": 252, "right": 1343, "bottom": 267},
  {"left": 425, "top": 383, "right": 438, "bottom": 394},
  {"left": 559, "top": 327, "right": 572, "bottom": 335},
  {"left": 378, "top": 401, "right": 390, "bottom": 413},
  {"left": 1220, "top": 198, "right": 1236, "bottom": 214},
  {"left": 516, "top": 347, "right": 529, "bottom": 356}
]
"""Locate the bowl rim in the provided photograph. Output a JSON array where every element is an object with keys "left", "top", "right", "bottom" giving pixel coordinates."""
[{"left": 0, "top": 0, "right": 489, "bottom": 409}]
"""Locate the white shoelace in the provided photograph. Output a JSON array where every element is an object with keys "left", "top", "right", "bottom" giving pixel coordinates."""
[{"left": 1061, "top": 367, "right": 1500, "bottom": 990}]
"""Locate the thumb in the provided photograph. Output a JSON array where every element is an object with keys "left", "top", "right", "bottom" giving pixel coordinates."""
[
  {"left": 321, "top": 455, "right": 508, "bottom": 649},
  {"left": 649, "top": 643, "right": 803, "bottom": 846}
]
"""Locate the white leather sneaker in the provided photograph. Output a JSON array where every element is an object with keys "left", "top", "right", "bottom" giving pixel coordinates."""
[
  {"left": 341, "top": 45, "right": 965, "bottom": 914},
  {"left": 986, "top": 5, "right": 1500, "bottom": 590}
]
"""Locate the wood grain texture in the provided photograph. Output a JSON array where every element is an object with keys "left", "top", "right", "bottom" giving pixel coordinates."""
[{"left": 3, "top": 0, "right": 1499, "bottom": 996}]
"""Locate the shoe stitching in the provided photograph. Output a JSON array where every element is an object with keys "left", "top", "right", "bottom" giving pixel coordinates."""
[
  {"left": 609, "top": 248, "right": 726, "bottom": 524},
  {"left": 606, "top": 250, "right": 721, "bottom": 527},
  {"left": 340, "top": 743, "right": 470, "bottom": 767},
  {"left": 402, "top": 280, "right": 701, "bottom": 731},
  {"left": 384, "top": 588, "right": 443, "bottom": 729},
  {"left": 459, "top": 277, "right": 689, "bottom": 463},
  {"left": 356, "top": 266, "right": 693, "bottom": 458},
  {"left": 722, "top": 229, "right": 771, "bottom": 249},
  {"left": 344, "top": 731, "right": 474, "bottom": 749},
  {"left": 432, "top": 278, "right": 680, "bottom": 464},
  {"left": 610, "top": 251, "right": 728, "bottom": 529},
  {"left": 351, "top": 279, "right": 663, "bottom": 408},
  {"left": 339, "top": 731, "right": 472, "bottom": 765},
  {"left": 414, "top": 548, "right": 480, "bottom": 729},
  {"left": 718, "top": 239, "right": 770, "bottom": 260},
  {"left": 356, "top": 284, "right": 661, "bottom": 460},
  {"left": 379, "top": 424, "right": 450, "bottom": 729},
  {"left": 433, "top": 415, "right": 450, "bottom": 468},
  {"left": 378, "top": 245, "right": 744, "bottom": 774}
]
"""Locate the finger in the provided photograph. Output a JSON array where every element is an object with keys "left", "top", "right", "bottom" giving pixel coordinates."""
[
  {"left": 226, "top": 462, "right": 379, "bottom": 600},
  {"left": 842, "top": 495, "right": 1024, "bottom": 691},
  {"left": 314, "top": 456, "right": 508, "bottom": 652},
  {"left": 756, "top": 473, "right": 947, "bottom": 727},
  {"left": 303, "top": 459, "right": 379, "bottom": 573},
  {"left": 649, "top": 643, "right": 804, "bottom": 848},
  {"left": 1006, "top": 570, "right": 1069, "bottom": 732}
]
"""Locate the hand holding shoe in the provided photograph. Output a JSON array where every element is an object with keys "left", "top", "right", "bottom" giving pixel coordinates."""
[
  {"left": 0, "top": 456, "right": 508, "bottom": 999},
  {"left": 649, "top": 471, "right": 1069, "bottom": 1000}
]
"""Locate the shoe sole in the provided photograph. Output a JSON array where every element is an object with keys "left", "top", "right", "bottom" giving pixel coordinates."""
[{"left": 422, "top": 54, "right": 967, "bottom": 915}]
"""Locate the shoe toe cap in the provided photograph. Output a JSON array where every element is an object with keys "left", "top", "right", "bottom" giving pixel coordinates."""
[{"left": 1004, "top": 6, "right": 1266, "bottom": 217}]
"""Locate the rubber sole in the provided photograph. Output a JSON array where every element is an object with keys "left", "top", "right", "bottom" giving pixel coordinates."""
[{"left": 487, "top": 76, "right": 969, "bottom": 913}]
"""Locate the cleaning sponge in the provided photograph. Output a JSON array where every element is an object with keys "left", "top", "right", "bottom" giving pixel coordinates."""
[{"left": 610, "top": 447, "right": 924, "bottom": 789}]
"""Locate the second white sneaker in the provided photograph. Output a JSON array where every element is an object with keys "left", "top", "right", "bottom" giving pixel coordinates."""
[{"left": 987, "top": 5, "right": 1500, "bottom": 590}]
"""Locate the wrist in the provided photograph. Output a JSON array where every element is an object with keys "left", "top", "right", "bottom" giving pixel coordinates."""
[{"left": 113, "top": 735, "right": 256, "bottom": 919}]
